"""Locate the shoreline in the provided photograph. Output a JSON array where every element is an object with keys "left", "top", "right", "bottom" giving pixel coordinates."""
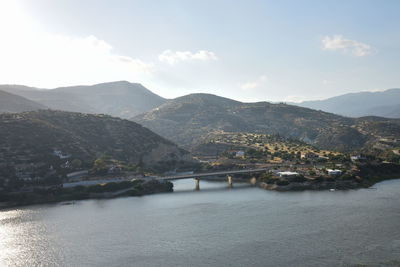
[
  {"left": 0, "top": 179, "right": 173, "bottom": 210},
  {"left": 258, "top": 169, "right": 400, "bottom": 192},
  {"left": 1, "top": 167, "right": 400, "bottom": 210}
]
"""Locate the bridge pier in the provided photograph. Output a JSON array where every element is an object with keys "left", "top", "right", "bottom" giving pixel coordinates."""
[
  {"left": 227, "top": 175, "right": 233, "bottom": 188},
  {"left": 194, "top": 178, "right": 200, "bottom": 190}
]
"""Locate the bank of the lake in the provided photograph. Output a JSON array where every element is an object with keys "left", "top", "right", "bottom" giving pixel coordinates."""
[
  {"left": 0, "top": 179, "right": 173, "bottom": 210},
  {"left": 258, "top": 163, "right": 400, "bottom": 191},
  {"left": 1, "top": 163, "right": 400, "bottom": 209},
  {"left": 1, "top": 178, "right": 400, "bottom": 266}
]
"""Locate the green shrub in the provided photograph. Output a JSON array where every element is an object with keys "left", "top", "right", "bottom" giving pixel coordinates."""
[
  {"left": 276, "top": 179, "right": 290, "bottom": 186},
  {"left": 290, "top": 175, "right": 307, "bottom": 183}
]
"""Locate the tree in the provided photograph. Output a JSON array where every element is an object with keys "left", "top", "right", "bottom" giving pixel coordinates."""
[
  {"left": 71, "top": 159, "right": 82, "bottom": 169},
  {"left": 92, "top": 158, "right": 108, "bottom": 174}
]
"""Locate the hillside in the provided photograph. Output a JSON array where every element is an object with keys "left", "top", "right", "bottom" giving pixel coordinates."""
[
  {"left": 0, "top": 90, "right": 47, "bottom": 113},
  {"left": 295, "top": 88, "right": 400, "bottom": 118},
  {"left": 0, "top": 110, "right": 190, "bottom": 177},
  {"left": 364, "top": 104, "right": 400, "bottom": 118},
  {"left": 133, "top": 93, "right": 400, "bottom": 152},
  {"left": 0, "top": 81, "right": 166, "bottom": 118},
  {"left": 192, "top": 131, "right": 341, "bottom": 160}
]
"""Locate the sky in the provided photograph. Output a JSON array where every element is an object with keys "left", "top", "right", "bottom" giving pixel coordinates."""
[{"left": 0, "top": 0, "right": 399, "bottom": 102}]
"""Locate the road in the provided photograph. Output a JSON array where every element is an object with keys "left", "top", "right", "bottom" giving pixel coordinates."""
[
  {"left": 156, "top": 168, "right": 267, "bottom": 181},
  {"left": 62, "top": 168, "right": 268, "bottom": 188}
]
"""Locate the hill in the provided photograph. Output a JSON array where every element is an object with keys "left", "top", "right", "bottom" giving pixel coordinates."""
[
  {"left": 0, "top": 110, "right": 191, "bottom": 179},
  {"left": 133, "top": 93, "right": 400, "bottom": 152},
  {"left": 0, "top": 90, "right": 47, "bottom": 113},
  {"left": 0, "top": 81, "right": 166, "bottom": 118},
  {"left": 295, "top": 88, "right": 400, "bottom": 118},
  {"left": 363, "top": 104, "right": 400, "bottom": 118}
]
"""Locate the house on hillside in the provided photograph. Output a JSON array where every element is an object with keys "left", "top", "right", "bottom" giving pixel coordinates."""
[
  {"left": 15, "top": 165, "right": 35, "bottom": 181},
  {"left": 109, "top": 165, "right": 123, "bottom": 173},
  {"left": 53, "top": 149, "right": 71, "bottom": 159},
  {"left": 60, "top": 161, "right": 71, "bottom": 169},
  {"left": 350, "top": 155, "right": 366, "bottom": 162},
  {"left": 235, "top": 151, "right": 245, "bottom": 157},
  {"left": 277, "top": 171, "right": 299, "bottom": 178},
  {"left": 327, "top": 169, "right": 342, "bottom": 176},
  {"left": 301, "top": 152, "right": 319, "bottom": 159}
]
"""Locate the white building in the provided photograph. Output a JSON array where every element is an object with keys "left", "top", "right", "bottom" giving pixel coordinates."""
[
  {"left": 53, "top": 149, "right": 71, "bottom": 159},
  {"left": 277, "top": 171, "right": 299, "bottom": 178},
  {"left": 327, "top": 169, "right": 342, "bottom": 176},
  {"left": 235, "top": 151, "right": 245, "bottom": 157},
  {"left": 301, "top": 152, "right": 319, "bottom": 159},
  {"left": 350, "top": 155, "right": 365, "bottom": 162}
]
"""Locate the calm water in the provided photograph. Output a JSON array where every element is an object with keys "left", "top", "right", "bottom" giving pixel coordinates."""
[{"left": 1, "top": 179, "right": 400, "bottom": 267}]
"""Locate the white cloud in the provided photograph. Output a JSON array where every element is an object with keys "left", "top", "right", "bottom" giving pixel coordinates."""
[
  {"left": 322, "top": 79, "right": 332, "bottom": 85},
  {"left": 0, "top": 33, "right": 154, "bottom": 87},
  {"left": 321, "top": 35, "right": 374, "bottom": 57},
  {"left": 283, "top": 95, "right": 304, "bottom": 103},
  {"left": 159, "top": 50, "right": 218, "bottom": 65},
  {"left": 241, "top": 82, "right": 258, "bottom": 90},
  {"left": 111, "top": 54, "right": 154, "bottom": 73},
  {"left": 241, "top": 75, "right": 268, "bottom": 90},
  {"left": 54, "top": 35, "right": 154, "bottom": 73},
  {"left": 0, "top": 1, "right": 153, "bottom": 88}
]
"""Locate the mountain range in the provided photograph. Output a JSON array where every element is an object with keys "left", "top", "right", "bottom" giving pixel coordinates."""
[
  {"left": 132, "top": 93, "right": 400, "bottom": 152},
  {"left": 0, "top": 81, "right": 166, "bottom": 118},
  {"left": 1, "top": 81, "right": 399, "bottom": 153},
  {"left": 295, "top": 88, "right": 400, "bottom": 118}
]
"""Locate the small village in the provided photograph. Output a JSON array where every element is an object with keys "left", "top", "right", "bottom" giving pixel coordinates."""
[
  {"left": 193, "top": 132, "right": 400, "bottom": 189},
  {"left": 1, "top": 130, "right": 400, "bottom": 197}
]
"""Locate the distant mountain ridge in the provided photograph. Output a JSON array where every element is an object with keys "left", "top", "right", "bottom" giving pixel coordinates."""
[
  {"left": 0, "top": 90, "right": 47, "bottom": 113},
  {"left": 295, "top": 88, "right": 400, "bottom": 118},
  {"left": 2, "top": 81, "right": 399, "bottom": 153},
  {"left": 0, "top": 81, "right": 166, "bottom": 118},
  {"left": 133, "top": 93, "right": 400, "bottom": 152}
]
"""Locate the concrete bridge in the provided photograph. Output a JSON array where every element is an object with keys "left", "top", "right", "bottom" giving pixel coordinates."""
[{"left": 157, "top": 168, "right": 267, "bottom": 190}]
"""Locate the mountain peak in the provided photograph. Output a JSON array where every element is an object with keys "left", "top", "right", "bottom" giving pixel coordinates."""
[
  {"left": 96, "top": 80, "right": 138, "bottom": 86},
  {"left": 173, "top": 93, "right": 242, "bottom": 106}
]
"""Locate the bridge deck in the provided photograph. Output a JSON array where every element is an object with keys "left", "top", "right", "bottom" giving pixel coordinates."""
[{"left": 157, "top": 168, "right": 267, "bottom": 181}]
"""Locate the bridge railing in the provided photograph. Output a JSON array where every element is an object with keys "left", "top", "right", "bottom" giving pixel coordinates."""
[{"left": 158, "top": 168, "right": 267, "bottom": 180}]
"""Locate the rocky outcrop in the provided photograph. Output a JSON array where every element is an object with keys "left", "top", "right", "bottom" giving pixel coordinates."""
[{"left": 259, "top": 179, "right": 361, "bottom": 191}]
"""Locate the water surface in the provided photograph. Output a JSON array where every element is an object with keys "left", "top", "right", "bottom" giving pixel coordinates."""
[{"left": 1, "top": 179, "right": 400, "bottom": 266}]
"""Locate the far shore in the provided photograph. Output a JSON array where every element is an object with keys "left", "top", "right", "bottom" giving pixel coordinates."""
[{"left": 1, "top": 163, "right": 400, "bottom": 210}]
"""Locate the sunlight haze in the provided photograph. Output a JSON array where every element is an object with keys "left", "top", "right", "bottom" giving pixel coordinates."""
[{"left": 1, "top": 0, "right": 399, "bottom": 102}]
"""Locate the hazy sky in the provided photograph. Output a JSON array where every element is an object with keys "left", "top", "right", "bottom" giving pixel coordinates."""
[{"left": 1, "top": 0, "right": 399, "bottom": 102}]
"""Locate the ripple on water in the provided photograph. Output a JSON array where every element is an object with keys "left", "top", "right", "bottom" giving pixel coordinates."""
[{"left": 1, "top": 179, "right": 400, "bottom": 266}]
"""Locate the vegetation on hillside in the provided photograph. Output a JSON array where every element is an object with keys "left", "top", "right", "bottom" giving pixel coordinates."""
[
  {"left": 0, "top": 110, "right": 192, "bottom": 190},
  {"left": 133, "top": 93, "right": 400, "bottom": 153}
]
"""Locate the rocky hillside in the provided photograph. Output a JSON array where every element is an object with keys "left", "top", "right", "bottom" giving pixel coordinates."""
[
  {"left": 133, "top": 93, "right": 400, "bottom": 152},
  {"left": 0, "top": 90, "right": 47, "bottom": 113},
  {"left": 0, "top": 110, "right": 190, "bottom": 170},
  {"left": 0, "top": 81, "right": 166, "bottom": 118}
]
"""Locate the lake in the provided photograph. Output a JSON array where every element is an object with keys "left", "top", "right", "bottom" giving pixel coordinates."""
[{"left": 1, "top": 179, "right": 400, "bottom": 266}]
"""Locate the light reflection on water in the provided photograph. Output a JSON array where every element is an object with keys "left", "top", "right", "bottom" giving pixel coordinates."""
[{"left": 1, "top": 179, "right": 400, "bottom": 267}]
